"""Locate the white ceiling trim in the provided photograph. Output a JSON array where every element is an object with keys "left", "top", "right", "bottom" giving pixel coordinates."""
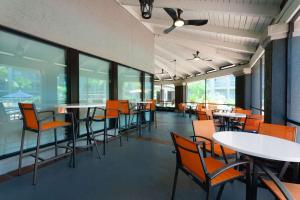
[
  {"left": 119, "top": 0, "right": 280, "bottom": 17},
  {"left": 154, "top": 30, "right": 256, "bottom": 54},
  {"left": 141, "top": 18, "right": 262, "bottom": 41}
]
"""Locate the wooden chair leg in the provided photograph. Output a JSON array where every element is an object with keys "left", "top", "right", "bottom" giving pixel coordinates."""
[{"left": 18, "top": 128, "right": 26, "bottom": 176}]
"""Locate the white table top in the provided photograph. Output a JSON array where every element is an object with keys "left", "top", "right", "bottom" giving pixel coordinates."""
[
  {"left": 213, "top": 131, "right": 300, "bottom": 162},
  {"left": 56, "top": 103, "right": 105, "bottom": 109},
  {"left": 136, "top": 101, "right": 150, "bottom": 104},
  {"left": 213, "top": 112, "right": 246, "bottom": 118}
]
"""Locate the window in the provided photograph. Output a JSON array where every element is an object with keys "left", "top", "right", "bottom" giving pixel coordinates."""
[
  {"left": 206, "top": 75, "right": 235, "bottom": 104},
  {"left": 287, "top": 37, "right": 300, "bottom": 142},
  {"left": 251, "top": 56, "right": 264, "bottom": 114},
  {"left": 187, "top": 80, "right": 205, "bottom": 103},
  {"left": 79, "top": 54, "right": 109, "bottom": 104},
  {"left": 79, "top": 54, "right": 110, "bottom": 135},
  {"left": 0, "top": 30, "right": 67, "bottom": 156},
  {"left": 118, "top": 65, "right": 141, "bottom": 102},
  {"left": 161, "top": 84, "right": 175, "bottom": 107},
  {"left": 154, "top": 85, "right": 161, "bottom": 102},
  {"left": 144, "top": 73, "right": 152, "bottom": 100}
]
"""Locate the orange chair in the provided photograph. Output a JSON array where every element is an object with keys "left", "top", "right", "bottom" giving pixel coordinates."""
[
  {"left": 258, "top": 123, "right": 297, "bottom": 142},
  {"left": 146, "top": 99, "right": 157, "bottom": 128},
  {"left": 170, "top": 132, "right": 249, "bottom": 200},
  {"left": 235, "top": 114, "right": 264, "bottom": 132},
  {"left": 197, "top": 110, "right": 209, "bottom": 120},
  {"left": 177, "top": 103, "right": 186, "bottom": 116},
  {"left": 91, "top": 100, "right": 121, "bottom": 155},
  {"left": 259, "top": 164, "right": 300, "bottom": 200},
  {"left": 18, "top": 103, "right": 75, "bottom": 185},
  {"left": 192, "top": 120, "right": 236, "bottom": 160}
]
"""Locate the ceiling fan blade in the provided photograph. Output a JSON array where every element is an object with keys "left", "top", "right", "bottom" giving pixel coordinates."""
[
  {"left": 163, "top": 25, "right": 176, "bottom": 34},
  {"left": 184, "top": 19, "right": 208, "bottom": 26},
  {"left": 163, "top": 8, "right": 178, "bottom": 21},
  {"left": 186, "top": 58, "right": 194, "bottom": 61}
]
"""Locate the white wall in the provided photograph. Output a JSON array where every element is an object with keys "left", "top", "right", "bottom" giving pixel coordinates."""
[{"left": 0, "top": 0, "right": 154, "bottom": 73}]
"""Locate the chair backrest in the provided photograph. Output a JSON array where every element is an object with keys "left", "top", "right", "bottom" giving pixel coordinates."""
[
  {"left": 170, "top": 132, "right": 207, "bottom": 180},
  {"left": 178, "top": 103, "right": 186, "bottom": 112},
  {"left": 197, "top": 110, "right": 209, "bottom": 120},
  {"left": 146, "top": 99, "right": 156, "bottom": 111},
  {"left": 118, "top": 100, "right": 129, "bottom": 114},
  {"left": 258, "top": 123, "right": 297, "bottom": 142},
  {"left": 192, "top": 120, "right": 216, "bottom": 141},
  {"left": 243, "top": 118, "right": 263, "bottom": 132},
  {"left": 18, "top": 103, "right": 39, "bottom": 130},
  {"left": 106, "top": 100, "right": 119, "bottom": 117},
  {"left": 195, "top": 103, "right": 205, "bottom": 112},
  {"left": 249, "top": 114, "right": 264, "bottom": 120}
]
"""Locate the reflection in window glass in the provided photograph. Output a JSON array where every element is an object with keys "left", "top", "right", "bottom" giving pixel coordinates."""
[
  {"left": 144, "top": 73, "right": 152, "bottom": 100},
  {"left": 79, "top": 54, "right": 110, "bottom": 134},
  {"left": 118, "top": 65, "right": 141, "bottom": 102},
  {"left": 187, "top": 80, "right": 205, "bottom": 103},
  {"left": 161, "top": 84, "right": 175, "bottom": 107},
  {"left": 0, "top": 30, "right": 67, "bottom": 156},
  {"left": 206, "top": 75, "right": 235, "bottom": 104},
  {"left": 154, "top": 85, "right": 161, "bottom": 102},
  {"left": 79, "top": 54, "right": 109, "bottom": 104}
]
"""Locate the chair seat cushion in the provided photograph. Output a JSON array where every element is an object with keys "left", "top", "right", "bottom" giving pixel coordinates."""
[
  {"left": 192, "top": 157, "right": 242, "bottom": 186},
  {"left": 262, "top": 179, "right": 300, "bottom": 200},
  {"left": 41, "top": 121, "right": 71, "bottom": 131}
]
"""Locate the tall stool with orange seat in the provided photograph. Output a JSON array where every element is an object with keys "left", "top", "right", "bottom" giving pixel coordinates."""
[
  {"left": 170, "top": 132, "right": 249, "bottom": 200},
  {"left": 18, "top": 103, "right": 76, "bottom": 185},
  {"left": 145, "top": 99, "right": 157, "bottom": 128},
  {"left": 90, "top": 100, "right": 121, "bottom": 155}
]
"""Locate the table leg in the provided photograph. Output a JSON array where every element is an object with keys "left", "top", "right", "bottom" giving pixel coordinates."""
[{"left": 246, "top": 158, "right": 257, "bottom": 200}]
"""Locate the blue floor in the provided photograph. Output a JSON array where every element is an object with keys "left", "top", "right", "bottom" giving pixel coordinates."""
[{"left": 0, "top": 112, "right": 274, "bottom": 200}]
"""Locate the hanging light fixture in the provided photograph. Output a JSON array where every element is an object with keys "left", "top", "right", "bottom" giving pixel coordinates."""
[{"left": 139, "top": 0, "right": 154, "bottom": 19}]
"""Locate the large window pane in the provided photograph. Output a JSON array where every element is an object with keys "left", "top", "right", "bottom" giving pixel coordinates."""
[
  {"left": 206, "top": 75, "right": 235, "bottom": 104},
  {"left": 161, "top": 84, "right": 175, "bottom": 107},
  {"left": 118, "top": 65, "right": 141, "bottom": 102},
  {"left": 154, "top": 85, "right": 161, "bottom": 103},
  {"left": 287, "top": 37, "right": 300, "bottom": 142},
  {"left": 79, "top": 54, "right": 110, "bottom": 134},
  {"left": 79, "top": 54, "right": 109, "bottom": 104},
  {"left": 0, "top": 30, "right": 67, "bottom": 156},
  {"left": 187, "top": 80, "right": 205, "bottom": 103},
  {"left": 144, "top": 73, "right": 152, "bottom": 100}
]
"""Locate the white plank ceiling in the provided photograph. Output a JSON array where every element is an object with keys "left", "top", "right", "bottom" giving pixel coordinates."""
[{"left": 116, "top": 0, "right": 283, "bottom": 80}]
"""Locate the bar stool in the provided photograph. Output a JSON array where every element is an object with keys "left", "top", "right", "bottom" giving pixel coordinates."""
[
  {"left": 90, "top": 100, "right": 120, "bottom": 155},
  {"left": 146, "top": 99, "right": 157, "bottom": 128},
  {"left": 18, "top": 103, "right": 76, "bottom": 185}
]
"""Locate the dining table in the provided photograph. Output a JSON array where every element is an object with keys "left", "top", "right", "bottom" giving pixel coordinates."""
[
  {"left": 56, "top": 103, "right": 105, "bottom": 156},
  {"left": 213, "top": 112, "right": 246, "bottom": 130},
  {"left": 213, "top": 131, "right": 300, "bottom": 200}
]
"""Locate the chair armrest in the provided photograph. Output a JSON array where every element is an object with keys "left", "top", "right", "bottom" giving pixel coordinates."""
[
  {"left": 208, "top": 160, "right": 249, "bottom": 180},
  {"left": 190, "top": 135, "right": 213, "bottom": 142},
  {"left": 257, "top": 163, "right": 293, "bottom": 200}
]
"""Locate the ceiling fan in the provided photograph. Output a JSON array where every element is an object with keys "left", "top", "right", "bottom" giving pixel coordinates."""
[
  {"left": 186, "top": 51, "right": 212, "bottom": 62},
  {"left": 163, "top": 8, "right": 208, "bottom": 34}
]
